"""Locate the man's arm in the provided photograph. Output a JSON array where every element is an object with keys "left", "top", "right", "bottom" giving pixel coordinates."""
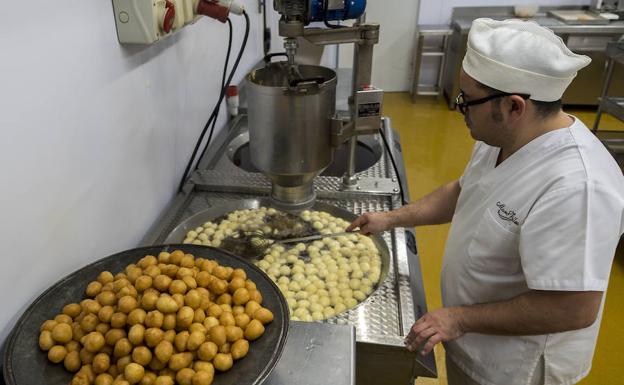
[
  {"left": 404, "top": 290, "right": 603, "bottom": 355},
  {"left": 347, "top": 180, "right": 461, "bottom": 234}
]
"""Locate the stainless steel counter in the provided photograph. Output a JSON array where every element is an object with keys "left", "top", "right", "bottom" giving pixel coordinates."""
[
  {"left": 141, "top": 115, "right": 436, "bottom": 384},
  {"left": 266, "top": 322, "right": 355, "bottom": 385},
  {"left": 441, "top": 6, "right": 624, "bottom": 107}
]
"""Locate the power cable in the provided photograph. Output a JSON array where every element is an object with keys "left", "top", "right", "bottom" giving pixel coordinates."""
[
  {"left": 378, "top": 127, "right": 408, "bottom": 206},
  {"left": 178, "top": 11, "right": 251, "bottom": 192}
]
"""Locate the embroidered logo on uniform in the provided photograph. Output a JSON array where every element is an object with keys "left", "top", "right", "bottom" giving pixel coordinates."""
[{"left": 496, "top": 202, "right": 519, "bottom": 225}]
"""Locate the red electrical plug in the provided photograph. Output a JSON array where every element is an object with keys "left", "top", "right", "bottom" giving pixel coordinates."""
[{"left": 196, "top": 0, "right": 244, "bottom": 23}]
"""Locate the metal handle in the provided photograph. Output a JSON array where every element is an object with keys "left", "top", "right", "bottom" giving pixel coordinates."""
[{"left": 277, "top": 231, "right": 356, "bottom": 244}]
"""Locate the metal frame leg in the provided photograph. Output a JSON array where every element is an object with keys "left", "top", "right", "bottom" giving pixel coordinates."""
[{"left": 593, "top": 58, "right": 615, "bottom": 132}]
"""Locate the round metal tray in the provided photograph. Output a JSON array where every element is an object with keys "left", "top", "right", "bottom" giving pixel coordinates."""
[
  {"left": 3, "top": 245, "right": 289, "bottom": 385},
  {"left": 164, "top": 198, "right": 391, "bottom": 314}
]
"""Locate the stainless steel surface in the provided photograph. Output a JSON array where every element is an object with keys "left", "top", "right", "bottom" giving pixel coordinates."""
[
  {"left": 265, "top": 322, "right": 355, "bottom": 385},
  {"left": 442, "top": 6, "right": 624, "bottom": 108},
  {"left": 246, "top": 62, "right": 337, "bottom": 208},
  {"left": 3, "top": 245, "right": 290, "bottom": 385},
  {"left": 141, "top": 117, "right": 437, "bottom": 383}
]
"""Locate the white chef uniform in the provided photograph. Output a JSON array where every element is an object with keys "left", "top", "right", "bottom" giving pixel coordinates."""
[{"left": 441, "top": 117, "right": 624, "bottom": 385}]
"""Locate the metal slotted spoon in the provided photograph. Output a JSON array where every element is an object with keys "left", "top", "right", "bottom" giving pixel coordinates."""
[{"left": 223, "top": 230, "right": 357, "bottom": 260}]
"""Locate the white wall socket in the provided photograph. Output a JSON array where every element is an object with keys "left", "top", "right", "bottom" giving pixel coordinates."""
[{"left": 112, "top": 0, "right": 200, "bottom": 44}]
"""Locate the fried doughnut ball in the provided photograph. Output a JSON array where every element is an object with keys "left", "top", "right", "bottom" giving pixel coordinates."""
[
  {"left": 232, "top": 288, "right": 250, "bottom": 306},
  {"left": 97, "top": 291, "right": 117, "bottom": 307},
  {"left": 197, "top": 341, "right": 218, "bottom": 361},
  {"left": 234, "top": 313, "right": 251, "bottom": 329},
  {"left": 86, "top": 281, "right": 103, "bottom": 297},
  {"left": 84, "top": 332, "right": 106, "bottom": 352},
  {"left": 118, "top": 296, "right": 138, "bottom": 314},
  {"left": 63, "top": 303, "right": 82, "bottom": 318},
  {"left": 168, "top": 352, "right": 193, "bottom": 371},
  {"left": 176, "top": 368, "right": 195, "bottom": 385},
  {"left": 92, "top": 353, "right": 111, "bottom": 374},
  {"left": 40, "top": 320, "right": 58, "bottom": 332},
  {"left": 213, "top": 353, "right": 233, "bottom": 372},
  {"left": 253, "top": 308, "right": 274, "bottom": 324},
  {"left": 244, "top": 319, "right": 265, "bottom": 341},
  {"left": 186, "top": 331, "right": 206, "bottom": 351},
  {"left": 177, "top": 306, "right": 195, "bottom": 329},
  {"left": 156, "top": 296, "right": 178, "bottom": 314},
  {"left": 52, "top": 323, "right": 73, "bottom": 344},
  {"left": 48, "top": 345, "right": 67, "bottom": 363},
  {"left": 39, "top": 330, "right": 54, "bottom": 351},
  {"left": 144, "top": 328, "right": 165, "bottom": 348},
  {"left": 64, "top": 350, "right": 81, "bottom": 372},
  {"left": 127, "top": 308, "right": 147, "bottom": 325},
  {"left": 231, "top": 339, "right": 249, "bottom": 360},
  {"left": 98, "top": 271, "right": 114, "bottom": 285},
  {"left": 125, "top": 362, "right": 145, "bottom": 384},
  {"left": 98, "top": 306, "right": 115, "bottom": 323},
  {"left": 94, "top": 373, "right": 114, "bottom": 385},
  {"left": 128, "top": 324, "right": 145, "bottom": 345},
  {"left": 141, "top": 292, "right": 159, "bottom": 311},
  {"left": 114, "top": 338, "right": 133, "bottom": 358},
  {"left": 192, "top": 369, "right": 214, "bottom": 385},
  {"left": 208, "top": 325, "right": 226, "bottom": 347},
  {"left": 132, "top": 346, "right": 153, "bottom": 366},
  {"left": 155, "top": 340, "right": 174, "bottom": 363}
]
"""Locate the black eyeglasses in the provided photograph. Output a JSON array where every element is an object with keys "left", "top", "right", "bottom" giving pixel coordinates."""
[{"left": 455, "top": 90, "right": 530, "bottom": 115}]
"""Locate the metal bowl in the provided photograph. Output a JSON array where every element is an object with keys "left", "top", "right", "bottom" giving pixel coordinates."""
[
  {"left": 164, "top": 198, "right": 391, "bottom": 317},
  {"left": 3, "top": 245, "right": 289, "bottom": 385}
]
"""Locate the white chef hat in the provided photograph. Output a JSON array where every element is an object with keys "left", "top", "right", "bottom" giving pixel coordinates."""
[{"left": 462, "top": 18, "right": 591, "bottom": 102}]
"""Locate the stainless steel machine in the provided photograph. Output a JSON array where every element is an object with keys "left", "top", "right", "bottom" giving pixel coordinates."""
[{"left": 248, "top": 0, "right": 384, "bottom": 209}]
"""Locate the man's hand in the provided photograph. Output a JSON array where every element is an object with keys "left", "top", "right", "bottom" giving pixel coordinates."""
[
  {"left": 404, "top": 307, "right": 465, "bottom": 355},
  {"left": 346, "top": 211, "right": 396, "bottom": 234}
]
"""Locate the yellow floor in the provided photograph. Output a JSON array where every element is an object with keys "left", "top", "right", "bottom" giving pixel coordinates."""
[{"left": 382, "top": 92, "right": 624, "bottom": 385}]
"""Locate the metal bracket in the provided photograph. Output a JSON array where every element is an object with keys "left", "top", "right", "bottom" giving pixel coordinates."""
[{"left": 301, "top": 23, "right": 380, "bottom": 46}]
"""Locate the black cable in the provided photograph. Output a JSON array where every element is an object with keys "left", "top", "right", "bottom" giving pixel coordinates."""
[
  {"left": 204, "top": 18, "right": 233, "bottom": 162},
  {"left": 261, "top": 0, "right": 270, "bottom": 56},
  {"left": 378, "top": 127, "right": 409, "bottom": 206},
  {"left": 177, "top": 11, "right": 251, "bottom": 192},
  {"left": 195, "top": 11, "right": 250, "bottom": 173}
]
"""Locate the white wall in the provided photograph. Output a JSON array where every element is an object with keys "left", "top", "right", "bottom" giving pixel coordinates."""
[
  {"left": 339, "top": 0, "right": 421, "bottom": 92},
  {"left": 0, "top": 1, "right": 264, "bottom": 343}
]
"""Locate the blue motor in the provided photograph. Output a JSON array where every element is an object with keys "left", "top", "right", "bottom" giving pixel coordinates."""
[{"left": 309, "top": 0, "right": 366, "bottom": 23}]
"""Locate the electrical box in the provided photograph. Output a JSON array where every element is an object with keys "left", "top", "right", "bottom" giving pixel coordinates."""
[{"left": 112, "top": 0, "right": 200, "bottom": 44}]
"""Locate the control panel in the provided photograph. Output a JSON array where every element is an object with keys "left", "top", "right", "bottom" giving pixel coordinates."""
[{"left": 112, "top": 0, "right": 243, "bottom": 44}]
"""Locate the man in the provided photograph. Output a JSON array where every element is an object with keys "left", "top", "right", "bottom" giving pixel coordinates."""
[{"left": 348, "top": 18, "right": 624, "bottom": 385}]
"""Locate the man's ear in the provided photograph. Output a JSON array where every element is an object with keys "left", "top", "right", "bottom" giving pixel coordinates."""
[{"left": 508, "top": 95, "right": 527, "bottom": 119}]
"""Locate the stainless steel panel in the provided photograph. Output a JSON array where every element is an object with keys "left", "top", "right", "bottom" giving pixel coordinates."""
[{"left": 266, "top": 322, "right": 355, "bottom": 385}]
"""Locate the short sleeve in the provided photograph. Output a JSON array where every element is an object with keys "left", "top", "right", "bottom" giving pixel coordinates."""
[{"left": 519, "top": 182, "right": 624, "bottom": 291}]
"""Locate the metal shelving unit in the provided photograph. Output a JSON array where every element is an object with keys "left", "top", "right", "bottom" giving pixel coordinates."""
[{"left": 594, "top": 42, "right": 624, "bottom": 130}]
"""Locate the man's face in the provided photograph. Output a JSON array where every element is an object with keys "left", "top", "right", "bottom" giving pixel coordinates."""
[{"left": 458, "top": 70, "right": 510, "bottom": 147}]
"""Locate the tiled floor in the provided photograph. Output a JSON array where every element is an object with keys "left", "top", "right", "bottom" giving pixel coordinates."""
[{"left": 382, "top": 93, "right": 624, "bottom": 385}]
